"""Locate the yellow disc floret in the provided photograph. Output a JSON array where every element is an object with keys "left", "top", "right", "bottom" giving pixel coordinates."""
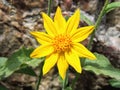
[{"left": 52, "top": 34, "right": 72, "bottom": 52}]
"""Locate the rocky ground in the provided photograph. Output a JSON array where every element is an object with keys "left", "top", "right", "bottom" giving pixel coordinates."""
[{"left": 0, "top": 0, "right": 120, "bottom": 90}]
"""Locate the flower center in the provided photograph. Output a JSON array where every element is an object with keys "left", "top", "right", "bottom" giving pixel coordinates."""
[{"left": 52, "top": 34, "right": 72, "bottom": 52}]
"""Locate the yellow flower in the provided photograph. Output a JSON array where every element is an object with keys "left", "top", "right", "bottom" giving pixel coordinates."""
[{"left": 30, "top": 7, "right": 96, "bottom": 79}]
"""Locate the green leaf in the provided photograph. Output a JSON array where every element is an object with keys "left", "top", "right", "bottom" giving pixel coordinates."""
[
  {"left": 16, "top": 66, "right": 37, "bottom": 76},
  {"left": 0, "top": 47, "right": 44, "bottom": 80},
  {"left": 65, "top": 87, "right": 72, "bottom": 90},
  {"left": 0, "top": 85, "right": 8, "bottom": 90},
  {"left": 0, "top": 57, "right": 8, "bottom": 68},
  {"left": 83, "top": 53, "right": 120, "bottom": 80},
  {"left": 81, "top": 13, "right": 94, "bottom": 25},
  {"left": 26, "top": 57, "right": 44, "bottom": 68},
  {"left": 109, "top": 79, "right": 120, "bottom": 88},
  {"left": 105, "top": 2, "right": 120, "bottom": 14}
]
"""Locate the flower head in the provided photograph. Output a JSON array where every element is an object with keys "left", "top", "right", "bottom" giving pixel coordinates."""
[{"left": 30, "top": 7, "right": 96, "bottom": 79}]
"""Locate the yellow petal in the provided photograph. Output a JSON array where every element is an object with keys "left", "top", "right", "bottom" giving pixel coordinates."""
[
  {"left": 65, "top": 51, "right": 82, "bottom": 73},
  {"left": 66, "top": 9, "right": 80, "bottom": 34},
  {"left": 30, "top": 44, "right": 54, "bottom": 58},
  {"left": 54, "top": 7, "right": 66, "bottom": 34},
  {"left": 42, "top": 13, "right": 57, "bottom": 37},
  {"left": 72, "top": 43, "right": 96, "bottom": 60},
  {"left": 71, "top": 26, "right": 95, "bottom": 42},
  {"left": 43, "top": 53, "right": 58, "bottom": 75},
  {"left": 57, "top": 54, "right": 68, "bottom": 79},
  {"left": 30, "top": 31, "right": 53, "bottom": 44}
]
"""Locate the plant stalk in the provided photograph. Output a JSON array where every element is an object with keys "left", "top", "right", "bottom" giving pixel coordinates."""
[
  {"left": 47, "top": 0, "right": 52, "bottom": 16},
  {"left": 35, "top": 61, "right": 44, "bottom": 90},
  {"left": 87, "top": 0, "right": 109, "bottom": 49},
  {"left": 71, "top": 73, "right": 79, "bottom": 89},
  {"left": 62, "top": 70, "right": 68, "bottom": 90}
]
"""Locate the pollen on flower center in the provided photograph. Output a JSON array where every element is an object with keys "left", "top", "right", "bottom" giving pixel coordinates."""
[{"left": 52, "top": 34, "right": 72, "bottom": 52}]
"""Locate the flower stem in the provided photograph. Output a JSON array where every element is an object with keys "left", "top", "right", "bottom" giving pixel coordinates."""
[
  {"left": 71, "top": 73, "right": 79, "bottom": 89},
  {"left": 62, "top": 70, "right": 68, "bottom": 90},
  {"left": 87, "top": 0, "right": 109, "bottom": 49},
  {"left": 47, "top": 0, "right": 52, "bottom": 16},
  {"left": 35, "top": 61, "right": 44, "bottom": 90}
]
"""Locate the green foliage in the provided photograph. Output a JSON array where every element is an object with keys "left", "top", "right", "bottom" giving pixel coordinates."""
[
  {"left": 59, "top": 75, "right": 72, "bottom": 90},
  {"left": 0, "top": 57, "right": 8, "bottom": 68},
  {"left": 81, "top": 13, "right": 94, "bottom": 25},
  {"left": 109, "top": 79, "right": 120, "bottom": 88},
  {"left": 83, "top": 53, "right": 120, "bottom": 80},
  {"left": 105, "top": 2, "right": 120, "bottom": 14},
  {"left": 65, "top": 87, "right": 72, "bottom": 90},
  {"left": 0, "top": 85, "right": 8, "bottom": 90},
  {"left": 16, "top": 66, "right": 37, "bottom": 76},
  {"left": 0, "top": 47, "right": 44, "bottom": 80}
]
